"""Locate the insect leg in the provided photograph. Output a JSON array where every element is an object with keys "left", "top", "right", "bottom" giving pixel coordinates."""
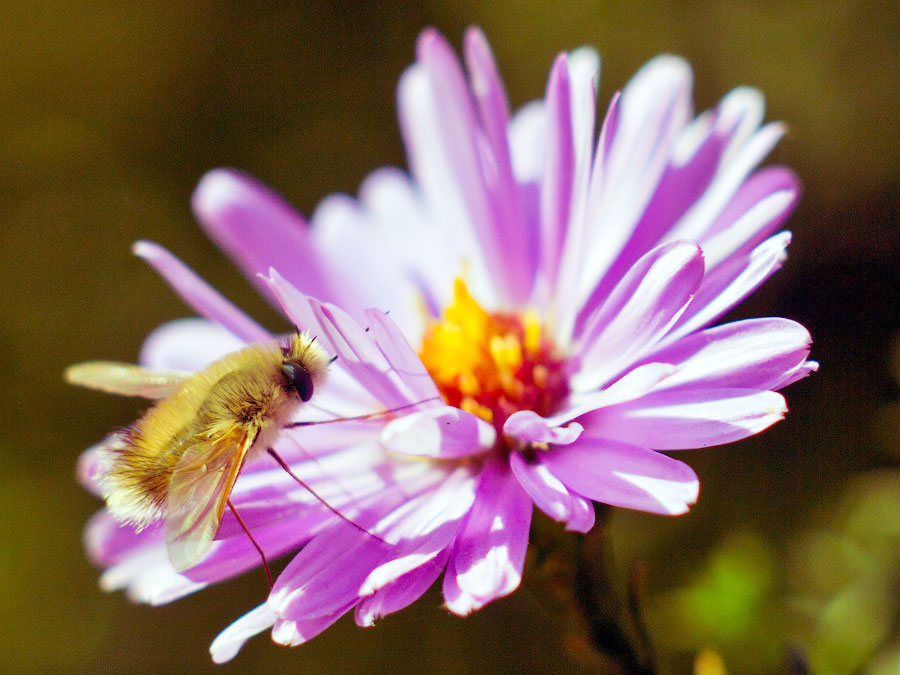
[
  {"left": 266, "top": 447, "right": 389, "bottom": 546},
  {"left": 227, "top": 498, "right": 273, "bottom": 589},
  {"left": 285, "top": 395, "right": 441, "bottom": 428}
]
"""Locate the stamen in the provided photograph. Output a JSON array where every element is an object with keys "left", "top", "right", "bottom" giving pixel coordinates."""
[{"left": 418, "top": 278, "right": 568, "bottom": 443}]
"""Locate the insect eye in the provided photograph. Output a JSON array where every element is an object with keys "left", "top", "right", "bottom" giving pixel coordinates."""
[{"left": 283, "top": 363, "right": 314, "bottom": 402}]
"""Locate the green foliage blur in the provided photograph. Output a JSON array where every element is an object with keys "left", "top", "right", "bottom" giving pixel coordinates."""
[{"left": 1, "top": 1, "right": 898, "bottom": 673}]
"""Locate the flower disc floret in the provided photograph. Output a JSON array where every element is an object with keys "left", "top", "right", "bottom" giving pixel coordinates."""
[{"left": 419, "top": 279, "right": 568, "bottom": 439}]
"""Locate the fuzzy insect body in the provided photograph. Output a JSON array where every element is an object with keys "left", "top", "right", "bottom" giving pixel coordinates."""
[{"left": 66, "top": 332, "right": 330, "bottom": 570}]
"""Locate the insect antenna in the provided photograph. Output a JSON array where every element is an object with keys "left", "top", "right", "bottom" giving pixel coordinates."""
[
  {"left": 285, "top": 395, "right": 441, "bottom": 428},
  {"left": 227, "top": 498, "right": 274, "bottom": 588},
  {"left": 266, "top": 447, "right": 389, "bottom": 546}
]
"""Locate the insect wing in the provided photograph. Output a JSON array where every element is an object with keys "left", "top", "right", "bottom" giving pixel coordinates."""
[
  {"left": 164, "top": 434, "right": 254, "bottom": 571},
  {"left": 65, "top": 361, "right": 190, "bottom": 399}
]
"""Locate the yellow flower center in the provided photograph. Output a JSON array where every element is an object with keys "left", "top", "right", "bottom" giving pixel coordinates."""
[{"left": 418, "top": 279, "right": 568, "bottom": 441}]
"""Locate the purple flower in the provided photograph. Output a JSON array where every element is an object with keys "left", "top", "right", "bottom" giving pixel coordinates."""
[{"left": 80, "top": 27, "right": 815, "bottom": 662}]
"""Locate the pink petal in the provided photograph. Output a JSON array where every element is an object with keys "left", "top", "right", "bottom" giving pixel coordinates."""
[
  {"left": 509, "top": 452, "right": 594, "bottom": 532},
  {"left": 138, "top": 318, "right": 244, "bottom": 371},
  {"left": 84, "top": 510, "right": 160, "bottom": 567},
  {"left": 443, "top": 460, "right": 532, "bottom": 615},
  {"left": 381, "top": 406, "right": 496, "bottom": 458},
  {"left": 669, "top": 121, "right": 786, "bottom": 242},
  {"left": 503, "top": 411, "right": 583, "bottom": 445},
  {"left": 210, "top": 604, "right": 277, "bottom": 664},
  {"left": 355, "top": 548, "right": 450, "bottom": 627},
  {"left": 539, "top": 53, "right": 575, "bottom": 287},
  {"left": 362, "top": 308, "right": 441, "bottom": 402},
  {"left": 271, "top": 609, "right": 348, "bottom": 647},
  {"left": 77, "top": 437, "right": 117, "bottom": 496},
  {"left": 191, "top": 169, "right": 343, "bottom": 306},
  {"left": 666, "top": 232, "right": 790, "bottom": 343},
  {"left": 573, "top": 241, "right": 704, "bottom": 391},
  {"left": 132, "top": 241, "right": 271, "bottom": 344},
  {"left": 584, "top": 388, "right": 787, "bottom": 450},
  {"left": 542, "top": 437, "right": 699, "bottom": 515},
  {"left": 415, "top": 30, "right": 517, "bottom": 304},
  {"left": 578, "top": 56, "right": 693, "bottom": 306},
  {"left": 639, "top": 318, "right": 812, "bottom": 391},
  {"left": 463, "top": 27, "right": 536, "bottom": 303},
  {"left": 772, "top": 360, "right": 819, "bottom": 388},
  {"left": 269, "top": 524, "right": 392, "bottom": 620},
  {"left": 533, "top": 362, "right": 679, "bottom": 430},
  {"left": 360, "top": 466, "right": 476, "bottom": 593},
  {"left": 701, "top": 167, "right": 800, "bottom": 269}
]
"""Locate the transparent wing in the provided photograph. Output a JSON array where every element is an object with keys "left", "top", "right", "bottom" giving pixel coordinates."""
[
  {"left": 64, "top": 361, "right": 190, "bottom": 399},
  {"left": 165, "top": 433, "right": 254, "bottom": 571}
]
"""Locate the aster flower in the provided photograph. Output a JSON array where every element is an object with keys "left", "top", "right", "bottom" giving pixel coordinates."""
[{"left": 79, "top": 27, "right": 815, "bottom": 662}]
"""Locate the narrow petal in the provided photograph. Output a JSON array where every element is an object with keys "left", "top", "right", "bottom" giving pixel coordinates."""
[
  {"left": 665, "top": 232, "right": 790, "bottom": 343},
  {"left": 700, "top": 167, "right": 800, "bottom": 269},
  {"left": 772, "top": 360, "right": 819, "bottom": 389},
  {"left": 503, "top": 411, "right": 583, "bottom": 446},
  {"left": 463, "top": 27, "right": 536, "bottom": 303},
  {"left": 192, "top": 169, "right": 343, "bottom": 306},
  {"left": 443, "top": 460, "right": 532, "bottom": 615},
  {"left": 542, "top": 437, "right": 699, "bottom": 515},
  {"left": 356, "top": 549, "right": 449, "bottom": 627},
  {"left": 382, "top": 406, "right": 496, "bottom": 458},
  {"left": 539, "top": 53, "right": 575, "bottom": 286},
  {"left": 573, "top": 241, "right": 704, "bottom": 391},
  {"left": 584, "top": 388, "right": 787, "bottom": 449},
  {"left": 138, "top": 318, "right": 245, "bottom": 371},
  {"left": 669, "top": 121, "right": 786, "bottom": 242},
  {"left": 509, "top": 453, "right": 594, "bottom": 532},
  {"left": 639, "top": 318, "right": 813, "bottom": 391},
  {"left": 362, "top": 308, "right": 441, "bottom": 402},
  {"left": 572, "top": 110, "right": 728, "bottom": 314},
  {"left": 535, "top": 362, "right": 679, "bottom": 430},
  {"left": 271, "top": 610, "right": 348, "bottom": 647},
  {"left": 416, "top": 29, "right": 519, "bottom": 304},
  {"left": 84, "top": 511, "right": 159, "bottom": 567},
  {"left": 210, "top": 604, "right": 277, "bottom": 664},
  {"left": 578, "top": 56, "right": 693, "bottom": 304},
  {"left": 359, "top": 466, "right": 476, "bottom": 593},
  {"left": 269, "top": 524, "right": 392, "bottom": 620},
  {"left": 132, "top": 241, "right": 270, "bottom": 344}
]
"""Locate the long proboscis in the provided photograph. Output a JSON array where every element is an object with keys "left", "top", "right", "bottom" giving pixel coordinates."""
[{"left": 284, "top": 395, "right": 442, "bottom": 429}]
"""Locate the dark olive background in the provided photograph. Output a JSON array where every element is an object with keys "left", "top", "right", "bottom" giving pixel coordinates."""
[{"left": 2, "top": 2, "right": 898, "bottom": 673}]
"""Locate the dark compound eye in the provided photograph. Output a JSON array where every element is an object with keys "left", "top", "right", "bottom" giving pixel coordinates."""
[{"left": 283, "top": 363, "right": 314, "bottom": 402}]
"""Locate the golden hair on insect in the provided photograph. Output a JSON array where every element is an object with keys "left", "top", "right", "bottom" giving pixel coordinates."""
[{"left": 66, "top": 331, "right": 335, "bottom": 581}]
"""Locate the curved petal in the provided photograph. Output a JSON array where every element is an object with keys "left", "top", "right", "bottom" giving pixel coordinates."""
[
  {"left": 192, "top": 169, "right": 343, "bottom": 306},
  {"left": 210, "top": 604, "right": 277, "bottom": 664},
  {"left": 577, "top": 56, "right": 693, "bottom": 306},
  {"left": 572, "top": 241, "right": 704, "bottom": 391},
  {"left": 541, "top": 437, "right": 699, "bottom": 515},
  {"left": 355, "top": 548, "right": 450, "bottom": 627},
  {"left": 583, "top": 388, "right": 787, "bottom": 450},
  {"left": 382, "top": 406, "right": 496, "bottom": 459},
  {"left": 443, "top": 460, "right": 532, "bottom": 615},
  {"left": 539, "top": 53, "right": 575, "bottom": 287},
  {"left": 639, "top": 318, "right": 813, "bottom": 391},
  {"left": 132, "top": 241, "right": 271, "bottom": 344},
  {"left": 509, "top": 453, "right": 594, "bottom": 532},
  {"left": 665, "top": 231, "right": 790, "bottom": 343},
  {"left": 271, "top": 608, "right": 348, "bottom": 647},
  {"left": 269, "top": 524, "right": 392, "bottom": 620},
  {"left": 700, "top": 167, "right": 800, "bottom": 270},
  {"left": 139, "top": 318, "right": 245, "bottom": 371},
  {"left": 503, "top": 411, "right": 583, "bottom": 445}
]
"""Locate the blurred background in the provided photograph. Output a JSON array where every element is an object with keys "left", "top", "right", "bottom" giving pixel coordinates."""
[{"left": 2, "top": 1, "right": 898, "bottom": 673}]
